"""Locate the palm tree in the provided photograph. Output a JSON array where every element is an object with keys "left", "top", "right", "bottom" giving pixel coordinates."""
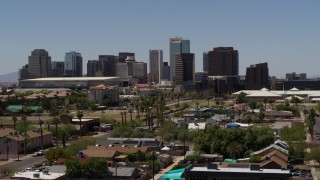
[
  {"left": 36, "top": 108, "right": 44, "bottom": 150},
  {"left": 128, "top": 108, "right": 133, "bottom": 122},
  {"left": 3, "top": 136, "right": 11, "bottom": 160},
  {"left": 22, "top": 132, "right": 30, "bottom": 155},
  {"left": 12, "top": 116, "right": 18, "bottom": 130},
  {"left": 52, "top": 117, "right": 60, "bottom": 146},
  {"left": 39, "top": 120, "right": 44, "bottom": 150},
  {"left": 124, "top": 111, "right": 127, "bottom": 125},
  {"left": 120, "top": 112, "right": 124, "bottom": 125},
  {"left": 77, "top": 110, "right": 84, "bottom": 137}
]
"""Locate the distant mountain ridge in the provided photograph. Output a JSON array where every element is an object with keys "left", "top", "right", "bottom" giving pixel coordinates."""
[{"left": 0, "top": 72, "right": 18, "bottom": 83}]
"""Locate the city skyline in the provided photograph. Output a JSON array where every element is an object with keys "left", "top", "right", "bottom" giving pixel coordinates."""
[{"left": 0, "top": 0, "right": 320, "bottom": 78}]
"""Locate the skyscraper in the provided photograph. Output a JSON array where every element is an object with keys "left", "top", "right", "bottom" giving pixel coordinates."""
[
  {"left": 175, "top": 53, "right": 195, "bottom": 85},
  {"left": 64, "top": 51, "right": 83, "bottom": 77},
  {"left": 28, "top": 49, "right": 52, "bottom": 79},
  {"left": 208, "top": 47, "right": 239, "bottom": 76},
  {"left": 203, "top": 52, "right": 209, "bottom": 72},
  {"left": 116, "top": 56, "right": 147, "bottom": 83},
  {"left": 245, "top": 62, "right": 270, "bottom": 90},
  {"left": 149, "top": 49, "right": 163, "bottom": 84},
  {"left": 52, "top": 61, "right": 65, "bottom": 77},
  {"left": 169, "top": 37, "right": 190, "bottom": 82},
  {"left": 163, "top": 62, "right": 170, "bottom": 81},
  {"left": 99, "top": 55, "right": 120, "bottom": 76}
]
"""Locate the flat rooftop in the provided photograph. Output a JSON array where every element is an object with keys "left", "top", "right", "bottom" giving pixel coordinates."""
[
  {"left": 190, "top": 167, "right": 290, "bottom": 174},
  {"left": 21, "top": 77, "right": 120, "bottom": 82}
]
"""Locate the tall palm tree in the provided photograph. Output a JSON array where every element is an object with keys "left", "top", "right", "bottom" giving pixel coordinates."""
[
  {"left": 36, "top": 108, "right": 44, "bottom": 150},
  {"left": 3, "top": 136, "right": 11, "bottom": 160},
  {"left": 52, "top": 117, "right": 60, "bottom": 146},
  {"left": 22, "top": 132, "right": 30, "bottom": 155},
  {"left": 12, "top": 116, "right": 18, "bottom": 130},
  {"left": 77, "top": 110, "right": 84, "bottom": 137},
  {"left": 120, "top": 112, "right": 124, "bottom": 125},
  {"left": 128, "top": 108, "right": 133, "bottom": 122},
  {"left": 124, "top": 111, "right": 127, "bottom": 125},
  {"left": 39, "top": 120, "right": 44, "bottom": 150}
]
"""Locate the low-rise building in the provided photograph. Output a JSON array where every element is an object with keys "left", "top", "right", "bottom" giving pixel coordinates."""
[
  {"left": 184, "top": 164, "right": 290, "bottom": 180},
  {"left": 88, "top": 84, "right": 119, "bottom": 105},
  {"left": 0, "top": 128, "right": 53, "bottom": 154},
  {"left": 11, "top": 165, "right": 66, "bottom": 180}
]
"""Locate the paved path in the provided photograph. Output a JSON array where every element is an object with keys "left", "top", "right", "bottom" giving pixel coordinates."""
[{"left": 153, "top": 156, "right": 184, "bottom": 180}]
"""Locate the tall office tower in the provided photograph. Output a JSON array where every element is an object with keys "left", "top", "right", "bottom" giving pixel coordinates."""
[
  {"left": 245, "top": 62, "right": 269, "bottom": 90},
  {"left": 203, "top": 52, "right": 209, "bottom": 72},
  {"left": 162, "top": 62, "right": 170, "bottom": 81},
  {"left": 119, "top": 52, "right": 135, "bottom": 63},
  {"left": 208, "top": 47, "right": 239, "bottom": 76},
  {"left": 28, "top": 49, "right": 52, "bottom": 79},
  {"left": 175, "top": 53, "right": 195, "bottom": 85},
  {"left": 19, "top": 65, "right": 29, "bottom": 80},
  {"left": 169, "top": 37, "right": 190, "bottom": 82},
  {"left": 87, "top": 60, "right": 101, "bottom": 77},
  {"left": 149, "top": 49, "right": 163, "bottom": 84},
  {"left": 52, "top": 61, "right": 65, "bottom": 77},
  {"left": 99, "top": 55, "right": 120, "bottom": 76},
  {"left": 116, "top": 56, "right": 147, "bottom": 83},
  {"left": 64, "top": 51, "right": 82, "bottom": 77}
]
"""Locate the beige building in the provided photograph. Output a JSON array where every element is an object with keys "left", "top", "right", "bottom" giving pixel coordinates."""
[
  {"left": 0, "top": 128, "right": 53, "bottom": 154},
  {"left": 88, "top": 84, "right": 119, "bottom": 105}
]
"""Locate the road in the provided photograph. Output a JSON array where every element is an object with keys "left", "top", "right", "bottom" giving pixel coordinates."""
[
  {"left": 0, "top": 155, "right": 45, "bottom": 172},
  {"left": 313, "top": 117, "right": 320, "bottom": 144}
]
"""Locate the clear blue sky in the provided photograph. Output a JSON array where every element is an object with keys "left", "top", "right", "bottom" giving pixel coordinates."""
[{"left": 0, "top": 0, "right": 319, "bottom": 78}]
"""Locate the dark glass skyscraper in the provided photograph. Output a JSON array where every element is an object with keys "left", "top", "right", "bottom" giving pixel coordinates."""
[
  {"left": 64, "top": 51, "right": 82, "bottom": 77},
  {"left": 208, "top": 47, "right": 239, "bottom": 76}
]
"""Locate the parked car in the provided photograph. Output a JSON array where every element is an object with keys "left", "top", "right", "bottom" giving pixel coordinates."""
[
  {"left": 289, "top": 158, "right": 304, "bottom": 164},
  {"left": 36, "top": 150, "right": 44, "bottom": 156}
]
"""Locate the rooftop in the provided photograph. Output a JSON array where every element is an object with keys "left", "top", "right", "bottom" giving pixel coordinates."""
[
  {"left": 21, "top": 77, "right": 120, "bottom": 82},
  {"left": 190, "top": 166, "right": 290, "bottom": 174}
]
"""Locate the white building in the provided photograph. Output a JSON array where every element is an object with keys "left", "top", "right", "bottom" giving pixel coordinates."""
[
  {"left": 88, "top": 84, "right": 119, "bottom": 105},
  {"left": 149, "top": 49, "right": 163, "bottom": 84}
]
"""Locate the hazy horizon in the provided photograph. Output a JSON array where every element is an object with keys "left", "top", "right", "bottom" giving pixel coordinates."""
[{"left": 0, "top": 0, "right": 319, "bottom": 78}]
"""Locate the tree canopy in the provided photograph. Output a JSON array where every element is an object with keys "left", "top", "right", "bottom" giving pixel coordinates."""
[{"left": 194, "top": 126, "right": 275, "bottom": 159}]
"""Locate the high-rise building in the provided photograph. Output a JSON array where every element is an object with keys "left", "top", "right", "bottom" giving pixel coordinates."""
[
  {"left": 169, "top": 37, "right": 190, "bottom": 82},
  {"left": 87, "top": 60, "right": 103, "bottom": 77},
  {"left": 28, "top": 49, "right": 52, "bottom": 79},
  {"left": 19, "top": 65, "right": 29, "bottom": 80},
  {"left": 119, "top": 52, "right": 135, "bottom": 63},
  {"left": 149, "top": 49, "right": 163, "bottom": 84},
  {"left": 208, "top": 47, "right": 239, "bottom": 76},
  {"left": 52, "top": 61, "right": 65, "bottom": 77},
  {"left": 245, "top": 62, "right": 269, "bottom": 90},
  {"left": 203, "top": 52, "right": 209, "bottom": 72},
  {"left": 163, "top": 62, "right": 170, "bottom": 81},
  {"left": 116, "top": 56, "right": 147, "bottom": 83},
  {"left": 64, "top": 51, "right": 82, "bottom": 77},
  {"left": 99, "top": 55, "right": 120, "bottom": 76},
  {"left": 175, "top": 53, "right": 195, "bottom": 85}
]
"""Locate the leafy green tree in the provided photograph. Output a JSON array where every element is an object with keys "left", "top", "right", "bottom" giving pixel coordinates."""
[
  {"left": 65, "top": 158, "right": 82, "bottom": 178},
  {"left": 82, "top": 158, "right": 109, "bottom": 178},
  {"left": 305, "top": 108, "right": 316, "bottom": 138},
  {"left": 249, "top": 154, "right": 260, "bottom": 163},
  {"left": 248, "top": 101, "right": 257, "bottom": 109},
  {"left": 236, "top": 92, "right": 248, "bottom": 104},
  {"left": 306, "top": 147, "right": 320, "bottom": 162},
  {"left": 15, "top": 115, "right": 31, "bottom": 132},
  {"left": 12, "top": 116, "right": 18, "bottom": 130},
  {"left": 280, "top": 122, "right": 305, "bottom": 141}
]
